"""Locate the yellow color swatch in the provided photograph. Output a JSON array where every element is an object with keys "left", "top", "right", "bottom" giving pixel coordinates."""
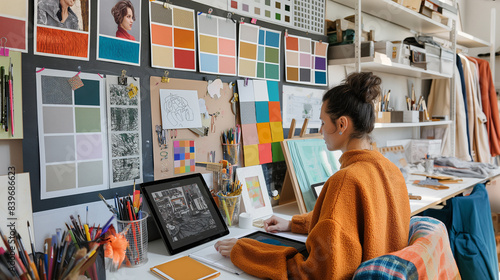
[
  {"left": 152, "top": 45, "right": 173, "bottom": 68},
  {"left": 270, "top": 122, "right": 284, "bottom": 142},
  {"left": 0, "top": 1, "right": 27, "bottom": 19},
  {"left": 244, "top": 145, "right": 260, "bottom": 166},
  {"left": 238, "top": 59, "right": 256, "bottom": 77},
  {"left": 199, "top": 35, "right": 218, "bottom": 54}
]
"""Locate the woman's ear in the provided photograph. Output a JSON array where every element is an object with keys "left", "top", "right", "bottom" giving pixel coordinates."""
[{"left": 338, "top": 116, "right": 348, "bottom": 133}]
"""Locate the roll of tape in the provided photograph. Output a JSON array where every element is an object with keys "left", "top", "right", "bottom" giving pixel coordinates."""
[{"left": 239, "top": 212, "right": 253, "bottom": 229}]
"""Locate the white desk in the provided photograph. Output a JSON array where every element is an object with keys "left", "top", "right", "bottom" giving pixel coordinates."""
[
  {"left": 408, "top": 169, "right": 500, "bottom": 215},
  {"left": 106, "top": 170, "right": 500, "bottom": 279},
  {"left": 105, "top": 203, "right": 300, "bottom": 280}
]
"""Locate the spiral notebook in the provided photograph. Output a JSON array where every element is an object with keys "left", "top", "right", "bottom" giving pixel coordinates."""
[{"left": 150, "top": 256, "right": 220, "bottom": 280}]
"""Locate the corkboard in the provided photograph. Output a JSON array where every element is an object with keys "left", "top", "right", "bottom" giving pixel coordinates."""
[{"left": 150, "top": 77, "right": 236, "bottom": 180}]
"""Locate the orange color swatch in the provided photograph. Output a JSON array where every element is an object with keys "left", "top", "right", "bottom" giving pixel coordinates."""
[
  {"left": 151, "top": 24, "right": 172, "bottom": 46},
  {"left": 36, "top": 26, "right": 88, "bottom": 58}
]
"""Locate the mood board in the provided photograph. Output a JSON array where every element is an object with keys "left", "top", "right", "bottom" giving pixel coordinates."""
[
  {"left": 150, "top": 77, "right": 236, "bottom": 180},
  {"left": 19, "top": 0, "right": 327, "bottom": 213}
]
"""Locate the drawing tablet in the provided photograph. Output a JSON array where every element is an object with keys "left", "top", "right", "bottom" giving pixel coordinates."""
[
  {"left": 141, "top": 173, "right": 229, "bottom": 255},
  {"left": 241, "top": 231, "right": 309, "bottom": 259}
]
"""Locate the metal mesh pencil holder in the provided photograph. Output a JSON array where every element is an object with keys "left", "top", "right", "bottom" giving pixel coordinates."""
[{"left": 116, "top": 211, "right": 149, "bottom": 267}]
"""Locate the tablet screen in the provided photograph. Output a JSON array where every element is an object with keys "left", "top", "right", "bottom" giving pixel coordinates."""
[{"left": 141, "top": 173, "right": 229, "bottom": 255}]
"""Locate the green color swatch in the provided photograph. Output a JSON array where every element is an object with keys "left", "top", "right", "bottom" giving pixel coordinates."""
[{"left": 75, "top": 107, "right": 101, "bottom": 132}]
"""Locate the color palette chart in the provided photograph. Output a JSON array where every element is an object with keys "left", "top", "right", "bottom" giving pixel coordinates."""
[
  {"left": 293, "top": 0, "right": 325, "bottom": 34},
  {"left": 173, "top": 140, "right": 196, "bottom": 174},
  {"left": 285, "top": 35, "right": 328, "bottom": 86},
  {"left": 149, "top": 2, "right": 196, "bottom": 71},
  {"left": 238, "top": 24, "right": 280, "bottom": 81},
  {"left": 36, "top": 69, "right": 108, "bottom": 199},
  {"left": 228, "top": 0, "right": 293, "bottom": 28},
  {"left": 0, "top": 0, "right": 28, "bottom": 52},
  {"left": 34, "top": 1, "right": 90, "bottom": 60},
  {"left": 238, "top": 79, "right": 284, "bottom": 166},
  {"left": 197, "top": 14, "right": 237, "bottom": 76},
  {"left": 106, "top": 76, "right": 143, "bottom": 188}
]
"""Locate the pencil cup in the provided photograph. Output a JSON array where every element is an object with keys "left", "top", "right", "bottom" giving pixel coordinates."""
[
  {"left": 116, "top": 211, "right": 149, "bottom": 267},
  {"left": 222, "top": 143, "right": 240, "bottom": 165},
  {"left": 217, "top": 194, "right": 241, "bottom": 227},
  {"left": 425, "top": 159, "right": 434, "bottom": 174}
]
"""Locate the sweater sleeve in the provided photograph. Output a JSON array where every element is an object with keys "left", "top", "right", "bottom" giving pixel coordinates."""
[
  {"left": 231, "top": 219, "right": 362, "bottom": 280},
  {"left": 291, "top": 212, "right": 312, "bottom": 234}
]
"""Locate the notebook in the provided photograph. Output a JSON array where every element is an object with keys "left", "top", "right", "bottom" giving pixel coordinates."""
[{"left": 150, "top": 256, "right": 220, "bottom": 280}]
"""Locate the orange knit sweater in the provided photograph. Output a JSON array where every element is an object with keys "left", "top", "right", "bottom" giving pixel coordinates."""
[{"left": 230, "top": 150, "right": 411, "bottom": 279}]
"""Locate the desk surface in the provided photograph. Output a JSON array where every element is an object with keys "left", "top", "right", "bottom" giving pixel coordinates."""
[{"left": 106, "top": 170, "right": 500, "bottom": 279}]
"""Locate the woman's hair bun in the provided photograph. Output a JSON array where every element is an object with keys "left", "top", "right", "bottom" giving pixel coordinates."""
[{"left": 345, "top": 72, "right": 381, "bottom": 103}]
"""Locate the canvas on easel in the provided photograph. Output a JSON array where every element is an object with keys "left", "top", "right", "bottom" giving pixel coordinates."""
[{"left": 279, "top": 119, "right": 342, "bottom": 214}]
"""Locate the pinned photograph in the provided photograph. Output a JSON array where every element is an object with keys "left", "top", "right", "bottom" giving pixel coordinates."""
[
  {"left": 34, "top": 0, "right": 91, "bottom": 59},
  {"left": 97, "top": 0, "right": 141, "bottom": 65}
]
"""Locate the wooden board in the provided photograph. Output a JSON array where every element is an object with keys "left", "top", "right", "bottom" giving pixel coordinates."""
[{"left": 150, "top": 77, "right": 236, "bottom": 180}]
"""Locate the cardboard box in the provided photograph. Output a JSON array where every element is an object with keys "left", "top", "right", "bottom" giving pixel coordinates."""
[
  {"left": 391, "top": 41, "right": 411, "bottom": 65},
  {"left": 401, "top": 0, "right": 422, "bottom": 12},
  {"left": 328, "top": 41, "right": 374, "bottom": 60},
  {"left": 375, "top": 112, "right": 391, "bottom": 123},
  {"left": 391, "top": 111, "right": 404, "bottom": 123}
]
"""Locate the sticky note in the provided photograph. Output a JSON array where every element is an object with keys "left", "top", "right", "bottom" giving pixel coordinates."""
[
  {"left": 271, "top": 142, "right": 285, "bottom": 162},
  {"left": 268, "top": 102, "right": 281, "bottom": 122},
  {"left": 242, "top": 123, "right": 259, "bottom": 145},
  {"left": 255, "top": 102, "right": 270, "bottom": 123}
]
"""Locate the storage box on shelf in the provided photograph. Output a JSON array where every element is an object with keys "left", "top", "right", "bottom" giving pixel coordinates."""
[
  {"left": 440, "top": 48, "right": 454, "bottom": 76},
  {"left": 425, "top": 43, "right": 441, "bottom": 72}
]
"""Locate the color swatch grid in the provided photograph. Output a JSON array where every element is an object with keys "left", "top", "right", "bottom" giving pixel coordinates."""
[
  {"left": 149, "top": 2, "right": 196, "bottom": 71},
  {"left": 197, "top": 13, "right": 237, "bottom": 76},
  {"left": 106, "top": 76, "right": 143, "bottom": 188},
  {"left": 238, "top": 79, "right": 285, "bottom": 167},
  {"left": 36, "top": 69, "right": 108, "bottom": 199},
  {"left": 0, "top": 0, "right": 28, "bottom": 52},
  {"left": 238, "top": 24, "right": 281, "bottom": 81},
  {"left": 34, "top": 1, "right": 91, "bottom": 60},
  {"left": 293, "top": 0, "right": 325, "bottom": 35},
  {"left": 173, "top": 140, "right": 196, "bottom": 174},
  {"left": 285, "top": 35, "right": 328, "bottom": 86},
  {"left": 228, "top": 0, "right": 293, "bottom": 28}
]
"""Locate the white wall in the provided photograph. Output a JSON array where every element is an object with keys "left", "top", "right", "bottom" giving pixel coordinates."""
[{"left": 462, "top": 0, "right": 499, "bottom": 86}]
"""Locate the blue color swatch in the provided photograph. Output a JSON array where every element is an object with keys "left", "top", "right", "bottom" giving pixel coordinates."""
[
  {"left": 98, "top": 36, "right": 140, "bottom": 64},
  {"left": 200, "top": 53, "right": 218, "bottom": 73},
  {"left": 265, "top": 31, "right": 280, "bottom": 48},
  {"left": 255, "top": 101, "right": 270, "bottom": 123},
  {"left": 267, "top": 81, "right": 279, "bottom": 101}
]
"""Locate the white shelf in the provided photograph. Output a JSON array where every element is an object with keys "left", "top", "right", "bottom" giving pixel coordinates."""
[
  {"left": 434, "top": 31, "right": 491, "bottom": 48},
  {"left": 328, "top": 56, "right": 452, "bottom": 79},
  {"left": 374, "top": 120, "right": 452, "bottom": 128},
  {"left": 331, "top": 0, "right": 451, "bottom": 34}
]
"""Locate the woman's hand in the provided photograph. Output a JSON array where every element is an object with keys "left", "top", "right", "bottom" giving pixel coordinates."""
[
  {"left": 214, "top": 238, "right": 238, "bottom": 257},
  {"left": 264, "top": 215, "right": 292, "bottom": 233}
]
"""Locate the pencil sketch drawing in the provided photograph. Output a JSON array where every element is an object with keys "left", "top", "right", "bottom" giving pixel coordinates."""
[
  {"left": 151, "top": 184, "right": 216, "bottom": 242},
  {"left": 160, "top": 89, "right": 202, "bottom": 129},
  {"left": 109, "top": 84, "right": 138, "bottom": 106},
  {"left": 112, "top": 157, "right": 140, "bottom": 182},
  {"left": 111, "top": 133, "right": 140, "bottom": 157}
]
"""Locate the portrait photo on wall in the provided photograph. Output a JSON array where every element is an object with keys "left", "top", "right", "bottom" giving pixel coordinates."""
[
  {"left": 97, "top": 0, "right": 141, "bottom": 65},
  {"left": 34, "top": 0, "right": 91, "bottom": 59},
  {"left": 141, "top": 174, "right": 229, "bottom": 255}
]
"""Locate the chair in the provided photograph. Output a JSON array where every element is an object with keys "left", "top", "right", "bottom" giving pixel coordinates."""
[{"left": 352, "top": 216, "right": 460, "bottom": 280}]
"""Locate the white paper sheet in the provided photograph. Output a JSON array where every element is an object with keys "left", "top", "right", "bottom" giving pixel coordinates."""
[
  {"left": 160, "top": 89, "right": 203, "bottom": 129},
  {"left": 282, "top": 85, "right": 324, "bottom": 129}
]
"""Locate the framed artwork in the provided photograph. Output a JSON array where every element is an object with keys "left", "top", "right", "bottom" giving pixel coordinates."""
[
  {"left": 236, "top": 165, "right": 273, "bottom": 219},
  {"left": 140, "top": 173, "right": 229, "bottom": 255}
]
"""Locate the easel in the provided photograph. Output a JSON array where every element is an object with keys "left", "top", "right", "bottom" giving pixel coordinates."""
[{"left": 279, "top": 118, "right": 322, "bottom": 214}]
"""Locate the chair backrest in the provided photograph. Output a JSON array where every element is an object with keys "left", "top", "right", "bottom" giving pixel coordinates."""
[{"left": 352, "top": 216, "right": 460, "bottom": 280}]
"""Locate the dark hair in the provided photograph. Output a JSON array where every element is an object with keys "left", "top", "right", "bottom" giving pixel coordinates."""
[
  {"left": 111, "top": 0, "right": 135, "bottom": 25},
  {"left": 322, "top": 72, "right": 381, "bottom": 139}
]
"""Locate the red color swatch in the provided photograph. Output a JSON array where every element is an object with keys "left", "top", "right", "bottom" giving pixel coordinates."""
[
  {"left": 0, "top": 16, "right": 26, "bottom": 51},
  {"left": 37, "top": 26, "right": 88, "bottom": 58},
  {"left": 231, "top": 1, "right": 238, "bottom": 9},
  {"left": 174, "top": 49, "right": 195, "bottom": 70},
  {"left": 258, "top": 143, "right": 272, "bottom": 164},
  {"left": 286, "top": 36, "right": 298, "bottom": 51},
  {"left": 268, "top": 102, "right": 282, "bottom": 122}
]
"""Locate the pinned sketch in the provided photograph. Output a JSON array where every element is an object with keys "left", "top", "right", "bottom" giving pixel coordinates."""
[
  {"left": 160, "top": 89, "right": 202, "bottom": 129},
  {"left": 282, "top": 85, "right": 324, "bottom": 129},
  {"left": 106, "top": 75, "right": 143, "bottom": 188}
]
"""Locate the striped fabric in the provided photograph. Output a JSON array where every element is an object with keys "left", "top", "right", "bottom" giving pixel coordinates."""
[{"left": 353, "top": 216, "right": 461, "bottom": 280}]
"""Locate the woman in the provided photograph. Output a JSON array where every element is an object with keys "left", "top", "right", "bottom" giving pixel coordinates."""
[
  {"left": 215, "top": 72, "right": 411, "bottom": 279},
  {"left": 37, "top": 0, "right": 79, "bottom": 30},
  {"left": 111, "top": 0, "right": 136, "bottom": 40}
]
